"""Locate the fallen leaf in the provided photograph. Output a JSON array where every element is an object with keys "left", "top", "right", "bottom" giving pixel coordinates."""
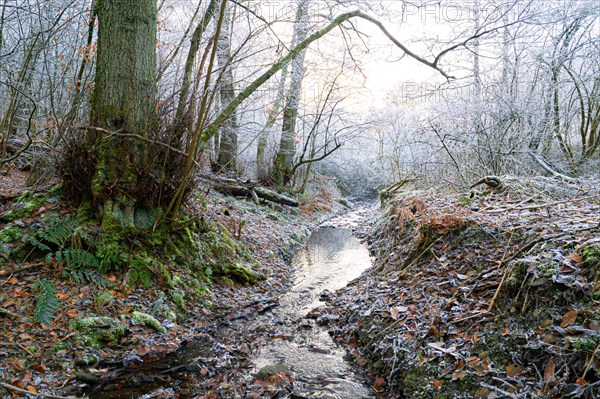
[
  {"left": 26, "top": 386, "right": 37, "bottom": 393},
  {"left": 544, "top": 359, "right": 556, "bottom": 383},
  {"left": 506, "top": 364, "right": 519, "bottom": 377},
  {"left": 433, "top": 380, "right": 442, "bottom": 391},
  {"left": 66, "top": 309, "right": 78, "bottom": 317},
  {"left": 467, "top": 356, "right": 480, "bottom": 366},
  {"left": 576, "top": 377, "right": 587, "bottom": 386},
  {"left": 8, "top": 277, "right": 18, "bottom": 284},
  {"left": 560, "top": 310, "right": 578, "bottom": 328},
  {"left": 32, "top": 363, "right": 47, "bottom": 373},
  {"left": 372, "top": 377, "right": 385, "bottom": 392},
  {"left": 12, "top": 358, "right": 27, "bottom": 371},
  {"left": 389, "top": 306, "right": 399, "bottom": 320},
  {"left": 566, "top": 253, "right": 583, "bottom": 265},
  {"left": 503, "top": 327, "right": 510, "bottom": 336},
  {"left": 452, "top": 370, "right": 467, "bottom": 380}
]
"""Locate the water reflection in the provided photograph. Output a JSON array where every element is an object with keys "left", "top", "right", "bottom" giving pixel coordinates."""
[{"left": 252, "top": 227, "right": 373, "bottom": 398}]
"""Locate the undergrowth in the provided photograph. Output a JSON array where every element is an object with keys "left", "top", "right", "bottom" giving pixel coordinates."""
[{"left": 32, "top": 279, "right": 61, "bottom": 325}]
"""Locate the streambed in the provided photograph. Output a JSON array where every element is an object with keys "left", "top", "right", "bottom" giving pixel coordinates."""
[
  {"left": 248, "top": 224, "right": 374, "bottom": 398},
  {"left": 81, "top": 206, "right": 377, "bottom": 399}
]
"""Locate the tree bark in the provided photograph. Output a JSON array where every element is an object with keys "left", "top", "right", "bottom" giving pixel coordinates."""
[
  {"left": 273, "top": 0, "right": 310, "bottom": 187},
  {"left": 89, "top": 0, "right": 158, "bottom": 218},
  {"left": 215, "top": 4, "right": 238, "bottom": 173}
]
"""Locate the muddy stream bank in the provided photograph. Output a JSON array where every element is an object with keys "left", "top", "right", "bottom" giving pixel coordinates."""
[{"left": 81, "top": 205, "right": 378, "bottom": 399}]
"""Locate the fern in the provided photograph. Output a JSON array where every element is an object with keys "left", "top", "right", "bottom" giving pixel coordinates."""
[
  {"left": 32, "top": 279, "right": 61, "bottom": 325},
  {"left": 38, "top": 216, "right": 80, "bottom": 248},
  {"left": 29, "top": 235, "right": 51, "bottom": 252},
  {"left": 56, "top": 248, "right": 99, "bottom": 270},
  {"left": 63, "top": 269, "right": 112, "bottom": 289}
]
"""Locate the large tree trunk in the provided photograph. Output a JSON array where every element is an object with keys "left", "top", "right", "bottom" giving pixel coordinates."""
[
  {"left": 88, "top": 0, "right": 158, "bottom": 221},
  {"left": 273, "top": 0, "right": 310, "bottom": 186}
]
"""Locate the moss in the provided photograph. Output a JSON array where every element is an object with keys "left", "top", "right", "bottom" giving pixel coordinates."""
[
  {"left": 584, "top": 246, "right": 600, "bottom": 265},
  {"left": 131, "top": 311, "right": 166, "bottom": 333},
  {"left": 0, "top": 224, "right": 23, "bottom": 243},
  {"left": 126, "top": 252, "right": 155, "bottom": 288},
  {"left": 94, "top": 291, "right": 114, "bottom": 312},
  {"left": 402, "top": 362, "right": 437, "bottom": 398},
  {"left": 583, "top": 245, "right": 600, "bottom": 279},
  {"left": 218, "top": 262, "right": 260, "bottom": 285},
  {"left": 46, "top": 341, "right": 68, "bottom": 355},
  {"left": 0, "top": 192, "right": 47, "bottom": 222},
  {"left": 77, "top": 199, "right": 97, "bottom": 220},
  {"left": 190, "top": 278, "right": 212, "bottom": 297},
  {"left": 170, "top": 289, "right": 186, "bottom": 310},
  {"left": 151, "top": 295, "right": 178, "bottom": 322},
  {"left": 71, "top": 316, "right": 125, "bottom": 348}
]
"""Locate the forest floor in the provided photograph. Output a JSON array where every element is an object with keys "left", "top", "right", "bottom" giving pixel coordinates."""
[
  {"left": 325, "top": 176, "right": 600, "bottom": 399},
  {"left": 3, "top": 172, "right": 600, "bottom": 399},
  {"left": 0, "top": 169, "right": 349, "bottom": 399}
]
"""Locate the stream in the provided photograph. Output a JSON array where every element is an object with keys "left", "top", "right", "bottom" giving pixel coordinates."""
[
  {"left": 248, "top": 219, "right": 375, "bottom": 398},
  {"left": 82, "top": 206, "right": 376, "bottom": 399}
]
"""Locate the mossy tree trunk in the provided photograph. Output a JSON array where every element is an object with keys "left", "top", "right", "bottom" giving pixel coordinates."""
[{"left": 88, "top": 0, "right": 158, "bottom": 224}]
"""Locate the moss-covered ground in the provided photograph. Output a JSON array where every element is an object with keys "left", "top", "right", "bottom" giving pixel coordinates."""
[{"left": 0, "top": 169, "right": 343, "bottom": 398}]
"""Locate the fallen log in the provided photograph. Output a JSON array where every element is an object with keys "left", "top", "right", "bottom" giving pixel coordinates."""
[
  {"left": 253, "top": 187, "right": 299, "bottom": 207},
  {"left": 200, "top": 175, "right": 299, "bottom": 207}
]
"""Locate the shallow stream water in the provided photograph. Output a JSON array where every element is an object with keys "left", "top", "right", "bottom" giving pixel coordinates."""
[
  {"left": 82, "top": 207, "right": 376, "bottom": 399},
  {"left": 250, "top": 209, "right": 375, "bottom": 398}
]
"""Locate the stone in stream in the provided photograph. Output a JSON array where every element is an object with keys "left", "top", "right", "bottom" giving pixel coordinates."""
[
  {"left": 315, "top": 314, "right": 340, "bottom": 326},
  {"left": 255, "top": 362, "right": 292, "bottom": 380},
  {"left": 305, "top": 306, "right": 323, "bottom": 319},
  {"left": 318, "top": 289, "right": 335, "bottom": 301}
]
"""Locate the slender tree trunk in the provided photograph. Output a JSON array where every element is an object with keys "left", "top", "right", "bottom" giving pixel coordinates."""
[
  {"left": 273, "top": 0, "right": 310, "bottom": 186},
  {"left": 175, "top": 0, "right": 218, "bottom": 121},
  {"left": 256, "top": 65, "right": 290, "bottom": 181},
  {"left": 215, "top": 4, "right": 238, "bottom": 173},
  {"left": 0, "top": 0, "right": 5, "bottom": 59},
  {"left": 88, "top": 0, "right": 158, "bottom": 220}
]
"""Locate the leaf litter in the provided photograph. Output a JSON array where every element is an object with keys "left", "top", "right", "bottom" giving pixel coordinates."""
[
  {"left": 325, "top": 176, "right": 600, "bottom": 398},
  {"left": 0, "top": 171, "right": 343, "bottom": 399}
]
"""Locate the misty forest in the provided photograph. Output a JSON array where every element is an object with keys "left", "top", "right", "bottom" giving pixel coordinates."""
[{"left": 0, "top": 0, "right": 599, "bottom": 398}]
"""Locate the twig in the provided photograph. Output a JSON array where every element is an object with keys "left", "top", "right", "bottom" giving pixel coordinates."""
[
  {"left": 479, "top": 382, "right": 518, "bottom": 399},
  {"left": 399, "top": 237, "right": 442, "bottom": 276},
  {"left": 0, "top": 381, "right": 83, "bottom": 399},
  {"left": 486, "top": 194, "right": 600, "bottom": 213},
  {"left": 74, "top": 126, "right": 194, "bottom": 160},
  {"left": 0, "top": 341, "right": 36, "bottom": 356},
  {"left": 453, "top": 310, "right": 490, "bottom": 324},
  {"left": 581, "top": 341, "right": 600, "bottom": 381},
  {"left": 0, "top": 309, "right": 18, "bottom": 319},
  {"left": 488, "top": 232, "right": 515, "bottom": 311}
]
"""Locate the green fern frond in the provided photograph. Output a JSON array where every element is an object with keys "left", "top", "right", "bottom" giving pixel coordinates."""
[
  {"left": 62, "top": 269, "right": 112, "bottom": 289},
  {"left": 32, "top": 279, "right": 61, "bottom": 325},
  {"left": 28, "top": 235, "right": 51, "bottom": 252},
  {"left": 38, "top": 216, "right": 79, "bottom": 248},
  {"left": 56, "top": 248, "right": 99, "bottom": 270}
]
